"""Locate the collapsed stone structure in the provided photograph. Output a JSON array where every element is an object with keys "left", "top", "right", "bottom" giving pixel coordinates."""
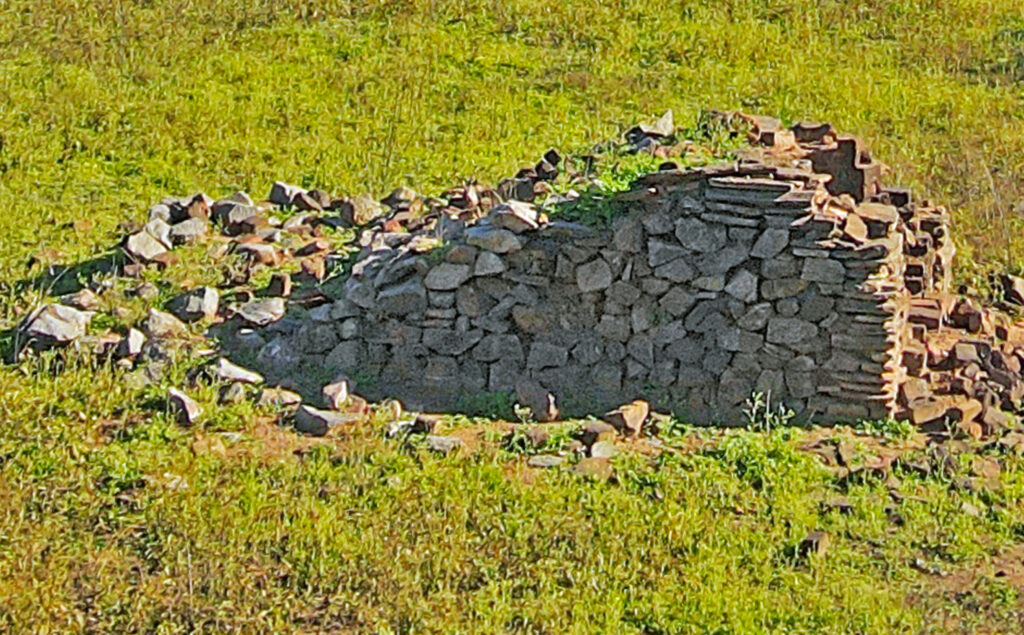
[{"left": 237, "top": 115, "right": 1024, "bottom": 433}]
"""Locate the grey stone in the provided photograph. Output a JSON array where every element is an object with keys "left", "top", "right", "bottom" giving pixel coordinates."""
[
  {"left": 169, "top": 217, "right": 208, "bottom": 244},
  {"left": 651, "top": 320, "right": 688, "bottom": 345},
  {"left": 429, "top": 291, "right": 456, "bottom": 309},
  {"left": 750, "top": 228, "right": 790, "bottom": 259},
  {"left": 527, "top": 455, "right": 564, "bottom": 468},
  {"left": 377, "top": 278, "right": 427, "bottom": 316},
  {"left": 675, "top": 217, "right": 726, "bottom": 253},
  {"left": 761, "top": 278, "right": 808, "bottom": 300},
  {"left": 641, "top": 211, "right": 674, "bottom": 234},
  {"left": 654, "top": 258, "right": 696, "bottom": 283},
  {"left": 799, "top": 294, "right": 835, "bottom": 322},
  {"left": 801, "top": 258, "right": 846, "bottom": 284},
  {"left": 597, "top": 315, "right": 631, "bottom": 342},
  {"left": 776, "top": 298, "right": 800, "bottom": 317},
  {"left": 258, "top": 337, "right": 302, "bottom": 371},
  {"left": 590, "top": 440, "right": 618, "bottom": 459},
  {"left": 607, "top": 281, "right": 641, "bottom": 306},
  {"left": 592, "top": 365, "right": 623, "bottom": 393},
  {"left": 576, "top": 259, "right": 613, "bottom": 293},
  {"left": 474, "top": 251, "right": 506, "bottom": 276},
  {"left": 489, "top": 359, "right": 522, "bottom": 391},
  {"left": 604, "top": 340, "right": 626, "bottom": 362},
  {"left": 696, "top": 245, "right": 748, "bottom": 275},
  {"left": 424, "top": 263, "right": 471, "bottom": 290},
  {"left": 269, "top": 181, "right": 303, "bottom": 206},
  {"left": 171, "top": 286, "right": 219, "bottom": 322},
  {"left": 692, "top": 275, "right": 726, "bottom": 291},
  {"left": 490, "top": 201, "right": 539, "bottom": 233},
  {"left": 640, "top": 277, "right": 671, "bottom": 295},
  {"left": 658, "top": 287, "right": 696, "bottom": 317},
  {"left": 422, "top": 328, "right": 484, "bottom": 355},
  {"left": 294, "top": 405, "right": 355, "bottom": 436},
  {"left": 724, "top": 269, "right": 758, "bottom": 303},
  {"left": 330, "top": 298, "right": 361, "bottom": 320},
  {"left": 145, "top": 308, "right": 187, "bottom": 338},
  {"left": 718, "top": 328, "right": 764, "bottom": 353},
  {"left": 572, "top": 339, "right": 603, "bottom": 365},
  {"left": 21, "top": 304, "right": 93, "bottom": 345},
  {"left": 473, "top": 333, "right": 524, "bottom": 362},
  {"left": 785, "top": 370, "right": 816, "bottom": 399},
  {"left": 766, "top": 317, "right": 819, "bottom": 347},
  {"left": 613, "top": 216, "right": 644, "bottom": 252},
  {"left": 168, "top": 388, "right": 201, "bottom": 426},
  {"left": 124, "top": 229, "right": 168, "bottom": 262},
  {"left": 527, "top": 342, "right": 568, "bottom": 369},
  {"left": 212, "top": 358, "right": 263, "bottom": 385},
  {"left": 648, "top": 239, "right": 687, "bottom": 267},
  {"left": 737, "top": 302, "right": 773, "bottom": 331},
  {"left": 237, "top": 297, "right": 286, "bottom": 326},
  {"left": 761, "top": 256, "right": 800, "bottom": 279},
  {"left": 324, "top": 340, "right": 365, "bottom": 370},
  {"left": 630, "top": 303, "right": 652, "bottom": 333},
  {"left": 627, "top": 333, "right": 654, "bottom": 367},
  {"left": 426, "top": 435, "right": 464, "bottom": 454},
  {"left": 466, "top": 226, "right": 522, "bottom": 253},
  {"left": 702, "top": 349, "right": 732, "bottom": 375}
]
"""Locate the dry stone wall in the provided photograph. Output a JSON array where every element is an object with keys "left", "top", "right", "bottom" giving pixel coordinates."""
[{"left": 254, "top": 121, "right": 951, "bottom": 424}]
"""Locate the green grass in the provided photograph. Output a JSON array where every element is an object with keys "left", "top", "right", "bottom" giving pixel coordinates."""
[{"left": 3, "top": 0, "right": 1024, "bottom": 631}]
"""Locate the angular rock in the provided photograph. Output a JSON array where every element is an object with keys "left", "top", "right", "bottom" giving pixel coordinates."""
[
  {"left": 750, "top": 228, "right": 790, "bottom": 259},
  {"left": 257, "top": 387, "right": 303, "bottom": 408},
  {"left": 212, "top": 357, "right": 263, "bottom": 385},
  {"left": 576, "top": 259, "right": 613, "bottom": 292},
  {"left": 675, "top": 217, "right": 726, "bottom": 253},
  {"left": 602, "top": 399, "right": 649, "bottom": 436},
  {"left": 724, "top": 269, "right": 758, "bottom": 303},
  {"left": 516, "top": 379, "right": 559, "bottom": 422},
  {"left": 124, "top": 229, "right": 168, "bottom": 262},
  {"left": 648, "top": 239, "right": 687, "bottom": 267},
  {"left": 474, "top": 251, "right": 506, "bottom": 276},
  {"left": 491, "top": 201, "right": 540, "bottom": 234},
  {"left": 171, "top": 286, "right": 219, "bottom": 322},
  {"left": 572, "top": 456, "right": 613, "bottom": 481},
  {"left": 526, "top": 342, "right": 568, "bottom": 369},
  {"left": 801, "top": 258, "right": 845, "bottom": 284},
  {"left": 465, "top": 226, "right": 522, "bottom": 253},
  {"left": 527, "top": 455, "right": 564, "bottom": 468},
  {"left": 21, "top": 304, "right": 93, "bottom": 346},
  {"left": 426, "top": 435, "right": 464, "bottom": 454},
  {"left": 269, "top": 181, "right": 304, "bottom": 206},
  {"left": 168, "top": 388, "right": 201, "bottom": 426},
  {"left": 424, "top": 263, "right": 471, "bottom": 290},
  {"left": 237, "top": 297, "right": 285, "bottom": 326},
  {"left": 144, "top": 308, "right": 187, "bottom": 338},
  {"left": 116, "top": 328, "right": 146, "bottom": 358},
  {"left": 293, "top": 405, "right": 357, "bottom": 436},
  {"left": 766, "top": 317, "right": 819, "bottom": 347},
  {"left": 168, "top": 217, "right": 208, "bottom": 244},
  {"left": 589, "top": 440, "right": 618, "bottom": 459},
  {"left": 322, "top": 379, "right": 350, "bottom": 410}
]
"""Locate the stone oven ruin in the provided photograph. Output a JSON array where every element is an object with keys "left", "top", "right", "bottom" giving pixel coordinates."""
[{"left": 232, "top": 115, "right": 1024, "bottom": 434}]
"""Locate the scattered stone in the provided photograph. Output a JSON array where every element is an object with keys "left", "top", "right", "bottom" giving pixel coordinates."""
[
  {"left": 269, "top": 181, "right": 304, "bottom": 206},
  {"left": 322, "top": 379, "right": 350, "bottom": 410},
  {"left": 171, "top": 286, "right": 219, "bottom": 322},
  {"left": 527, "top": 454, "right": 564, "bottom": 468},
  {"left": 293, "top": 405, "right": 357, "bottom": 436},
  {"left": 426, "top": 435, "right": 464, "bottom": 454},
  {"left": 169, "top": 217, "right": 208, "bottom": 244},
  {"left": 219, "top": 382, "right": 247, "bottom": 405},
  {"left": 144, "top": 308, "right": 187, "bottom": 338},
  {"left": 798, "top": 530, "right": 830, "bottom": 559},
  {"left": 237, "top": 297, "right": 286, "bottom": 326},
  {"left": 579, "top": 421, "right": 617, "bottom": 448},
  {"left": 589, "top": 440, "right": 618, "bottom": 459},
  {"left": 602, "top": 400, "right": 650, "bottom": 436},
  {"left": 124, "top": 229, "right": 168, "bottom": 262},
  {"left": 21, "top": 304, "right": 93, "bottom": 346},
  {"left": 168, "top": 388, "right": 201, "bottom": 426},
  {"left": 212, "top": 357, "right": 263, "bottom": 385},
  {"left": 349, "top": 193, "right": 387, "bottom": 225},
  {"left": 258, "top": 387, "right": 303, "bottom": 408},
  {"left": 267, "top": 273, "right": 292, "bottom": 297},
  {"left": 572, "top": 456, "right": 613, "bottom": 481},
  {"left": 491, "top": 201, "right": 540, "bottom": 233}
]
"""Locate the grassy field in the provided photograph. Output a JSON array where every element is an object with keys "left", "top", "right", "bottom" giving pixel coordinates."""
[{"left": 3, "top": 0, "right": 1024, "bottom": 631}]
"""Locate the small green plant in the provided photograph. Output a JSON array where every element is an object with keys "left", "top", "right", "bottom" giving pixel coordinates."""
[
  {"left": 855, "top": 417, "right": 916, "bottom": 440},
  {"left": 742, "top": 391, "right": 796, "bottom": 433}
]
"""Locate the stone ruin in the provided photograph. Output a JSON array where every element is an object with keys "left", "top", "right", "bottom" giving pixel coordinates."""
[
  {"left": 225, "top": 114, "right": 1024, "bottom": 434},
  {"left": 20, "top": 112, "right": 1024, "bottom": 436}
]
